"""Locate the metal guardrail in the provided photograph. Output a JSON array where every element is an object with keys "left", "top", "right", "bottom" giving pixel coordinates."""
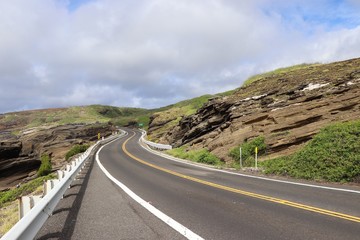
[
  {"left": 1, "top": 133, "right": 122, "bottom": 240},
  {"left": 139, "top": 130, "right": 172, "bottom": 150}
]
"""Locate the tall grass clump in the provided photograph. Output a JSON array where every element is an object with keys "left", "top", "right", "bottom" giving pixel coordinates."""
[
  {"left": 65, "top": 144, "right": 90, "bottom": 161},
  {"left": 37, "top": 154, "right": 52, "bottom": 177}
]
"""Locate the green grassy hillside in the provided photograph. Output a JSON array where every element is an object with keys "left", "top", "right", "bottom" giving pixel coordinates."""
[
  {"left": 260, "top": 121, "right": 360, "bottom": 182},
  {"left": 0, "top": 105, "right": 151, "bottom": 132}
]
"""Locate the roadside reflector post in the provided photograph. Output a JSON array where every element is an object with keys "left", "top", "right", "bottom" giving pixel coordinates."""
[
  {"left": 19, "top": 196, "right": 31, "bottom": 219},
  {"left": 255, "top": 147, "right": 258, "bottom": 169},
  {"left": 239, "top": 147, "right": 242, "bottom": 169}
]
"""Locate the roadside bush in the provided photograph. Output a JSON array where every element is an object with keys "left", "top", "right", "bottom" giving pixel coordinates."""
[
  {"left": 229, "top": 136, "right": 266, "bottom": 167},
  {"left": 166, "top": 147, "right": 188, "bottom": 159},
  {"left": 167, "top": 147, "right": 222, "bottom": 166},
  {"left": 37, "top": 154, "right": 52, "bottom": 177},
  {"left": 194, "top": 149, "right": 221, "bottom": 165},
  {"left": 260, "top": 157, "right": 290, "bottom": 176},
  {"left": 65, "top": 144, "right": 90, "bottom": 161},
  {"left": 261, "top": 121, "right": 360, "bottom": 182}
]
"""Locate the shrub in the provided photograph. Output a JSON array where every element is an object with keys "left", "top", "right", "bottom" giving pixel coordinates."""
[
  {"left": 229, "top": 136, "right": 266, "bottom": 167},
  {"left": 194, "top": 149, "right": 221, "bottom": 165},
  {"left": 260, "top": 157, "right": 290, "bottom": 175},
  {"left": 37, "top": 154, "right": 52, "bottom": 177},
  {"left": 167, "top": 147, "right": 222, "bottom": 166},
  {"left": 65, "top": 144, "right": 90, "bottom": 161}
]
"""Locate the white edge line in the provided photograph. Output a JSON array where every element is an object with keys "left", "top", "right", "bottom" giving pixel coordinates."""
[
  {"left": 137, "top": 132, "right": 360, "bottom": 194},
  {"left": 96, "top": 140, "right": 204, "bottom": 240}
]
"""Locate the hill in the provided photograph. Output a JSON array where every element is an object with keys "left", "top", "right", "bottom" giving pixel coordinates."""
[
  {"left": 151, "top": 57, "right": 360, "bottom": 182},
  {"left": 0, "top": 95, "right": 229, "bottom": 188},
  {"left": 1, "top": 57, "right": 360, "bottom": 184},
  {"left": 0, "top": 105, "right": 148, "bottom": 133}
]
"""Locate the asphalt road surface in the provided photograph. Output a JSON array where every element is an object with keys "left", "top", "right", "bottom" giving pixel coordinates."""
[{"left": 38, "top": 128, "right": 360, "bottom": 239}]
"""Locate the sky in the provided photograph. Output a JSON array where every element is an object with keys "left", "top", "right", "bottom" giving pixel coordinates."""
[{"left": 1, "top": 0, "right": 360, "bottom": 113}]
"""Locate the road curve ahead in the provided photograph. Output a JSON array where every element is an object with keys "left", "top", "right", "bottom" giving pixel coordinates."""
[{"left": 98, "top": 129, "right": 360, "bottom": 240}]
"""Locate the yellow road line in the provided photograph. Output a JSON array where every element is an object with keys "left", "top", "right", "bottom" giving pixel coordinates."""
[{"left": 122, "top": 132, "right": 360, "bottom": 223}]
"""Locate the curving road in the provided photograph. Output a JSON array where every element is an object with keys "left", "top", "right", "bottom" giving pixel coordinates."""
[
  {"left": 97, "top": 129, "right": 360, "bottom": 239},
  {"left": 37, "top": 128, "right": 360, "bottom": 239}
]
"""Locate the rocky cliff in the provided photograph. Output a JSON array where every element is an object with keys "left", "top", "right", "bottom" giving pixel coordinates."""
[
  {"left": 0, "top": 123, "right": 115, "bottom": 190},
  {"left": 149, "top": 58, "right": 360, "bottom": 162}
]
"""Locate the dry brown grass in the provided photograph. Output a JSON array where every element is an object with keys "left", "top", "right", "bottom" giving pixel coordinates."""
[
  {"left": 0, "top": 201, "right": 18, "bottom": 237},
  {"left": 0, "top": 185, "right": 43, "bottom": 237}
]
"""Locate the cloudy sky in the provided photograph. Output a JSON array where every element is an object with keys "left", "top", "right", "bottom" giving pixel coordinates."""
[{"left": 1, "top": 0, "right": 360, "bottom": 113}]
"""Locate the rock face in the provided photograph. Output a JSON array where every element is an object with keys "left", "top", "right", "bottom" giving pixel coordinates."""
[
  {"left": 154, "top": 58, "right": 360, "bottom": 162},
  {"left": 0, "top": 123, "right": 115, "bottom": 190}
]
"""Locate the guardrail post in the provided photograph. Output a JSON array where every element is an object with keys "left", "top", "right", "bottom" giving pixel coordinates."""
[
  {"left": 43, "top": 180, "right": 60, "bottom": 196},
  {"left": 19, "top": 196, "right": 42, "bottom": 219},
  {"left": 19, "top": 196, "right": 31, "bottom": 219},
  {"left": 43, "top": 181, "right": 50, "bottom": 196},
  {"left": 57, "top": 170, "right": 65, "bottom": 179}
]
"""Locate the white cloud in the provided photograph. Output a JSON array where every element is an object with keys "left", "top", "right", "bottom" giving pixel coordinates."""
[{"left": 0, "top": 0, "right": 359, "bottom": 113}]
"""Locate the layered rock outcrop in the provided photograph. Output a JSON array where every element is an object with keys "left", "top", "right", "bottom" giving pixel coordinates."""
[{"left": 0, "top": 123, "right": 115, "bottom": 190}]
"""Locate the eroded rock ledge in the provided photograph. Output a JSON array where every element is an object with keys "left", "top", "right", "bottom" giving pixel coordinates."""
[{"left": 0, "top": 123, "right": 114, "bottom": 190}]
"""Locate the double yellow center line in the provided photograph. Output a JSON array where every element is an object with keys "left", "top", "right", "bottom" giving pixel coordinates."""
[{"left": 122, "top": 132, "right": 360, "bottom": 223}]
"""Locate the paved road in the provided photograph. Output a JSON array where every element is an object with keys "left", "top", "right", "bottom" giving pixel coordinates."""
[
  {"left": 36, "top": 140, "right": 184, "bottom": 240},
  {"left": 98, "top": 129, "right": 360, "bottom": 240},
  {"left": 37, "top": 128, "right": 360, "bottom": 239}
]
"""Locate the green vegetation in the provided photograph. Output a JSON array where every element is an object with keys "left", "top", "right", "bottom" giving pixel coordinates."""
[
  {"left": 0, "top": 175, "right": 54, "bottom": 208},
  {"left": 37, "top": 154, "right": 52, "bottom": 177},
  {"left": 65, "top": 144, "right": 90, "bottom": 161},
  {"left": 0, "top": 105, "right": 152, "bottom": 130},
  {"left": 170, "top": 95, "right": 213, "bottom": 115},
  {"left": 166, "top": 147, "right": 223, "bottom": 166},
  {"left": 229, "top": 136, "right": 267, "bottom": 168},
  {"left": 242, "top": 63, "right": 317, "bottom": 87},
  {"left": 261, "top": 121, "right": 360, "bottom": 182}
]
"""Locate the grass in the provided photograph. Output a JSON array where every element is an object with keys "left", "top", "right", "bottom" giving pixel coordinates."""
[
  {"left": 65, "top": 144, "right": 90, "bottom": 161},
  {"left": 261, "top": 121, "right": 360, "bottom": 182},
  {"left": 0, "top": 180, "right": 48, "bottom": 237},
  {"left": 0, "top": 175, "right": 55, "bottom": 208},
  {"left": 37, "top": 154, "right": 52, "bottom": 177},
  {"left": 242, "top": 63, "right": 317, "bottom": 87},
  {"left": 0, "top": 201, "right": 18, "bottom": 237},
  {"left": 166, "top": 147, "right": 223, "bottom": 166},
  {"left": 0, "top": 105, "right": 151, "bottom": 130},
  {"left": 229, "top": 136, "right": 267, "bottom": 168}
]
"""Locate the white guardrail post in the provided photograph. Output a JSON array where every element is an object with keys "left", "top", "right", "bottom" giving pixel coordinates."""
[
  {"left": 1, "top": 132, "right": 123, "bottom": 240},
  {"left": 139, "top": 129, "right": 172, "bottom": 150}
]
